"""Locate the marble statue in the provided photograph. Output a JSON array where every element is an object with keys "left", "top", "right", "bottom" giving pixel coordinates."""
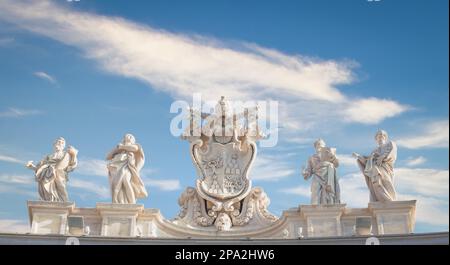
[
  {"left": 302, "top": 139, "right": 340, "bottom": 205},
  {"left": 174, "top": 97, "right": 277, "bottom": 231},
  {"left": 26, "top": 137, "right": 78, "bottom": 202},
  {"left": 352, "top": 130, "right": 397, "bottom": 202},
  {"left": 106, "top": 133, "right": 147, "bottom": 204}
]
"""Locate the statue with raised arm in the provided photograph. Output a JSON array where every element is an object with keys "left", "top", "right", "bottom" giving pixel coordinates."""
[
  {"left": 26, "top": 137, "right": 78, "bottom": 202},
  {"left": 302, "top": 139, "right": 340, "bottom": 205},
  {"left": 352, "top": 130, "right": 397, "bottom": 202},
  {"left": 106, "top": 133, "right": 147, "bottom": 204}
]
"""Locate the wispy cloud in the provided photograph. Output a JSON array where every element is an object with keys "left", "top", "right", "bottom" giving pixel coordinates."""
[
  {"left": 336, "top": 153, "right": 358, "bottom": 169},
  {"left": 281, "top": 166, "right": 449, "bottom": 228},
  {"left": 0, "top": 37, "right": 15, "bottom": 46},
  {"left": 0, "top": 0, "right": 409, "bottom": 129},
  {"left": 395, "top": 167, "right": 449, "bottom": 198},
  {"left": 0, "top": 174, "right": 33, "bottom": 185},
  {"left": 33, "top": 71, "right": 57, "bottom": 84},
  {"left": 342, "top": 98, "right": 410, "bottom": 124},
  {"left": 250, "top": 154, "right": 296, "bottom": 181},
  {"left": 142, "top": 177, "right": 181, "bottom": 191},
  {"left": 77, "top": 158, "right": 107, "bottom": 177},
  {"left": 0, "top": 219, "right": 29, "bottom": 234},
  {"left": 0, "top": 107, "right": 43, "bottom": 118},
  {"left": 0, "top": 173, "right": 36, "bottom": 198},
  {"left": 279, "top": 185, "right": 310, "bottom": 198},
  {"left": 338, "top": 168, "right": 449, "bottom": 227},
  {"left": 405, "top": 156, "right": 427, "bottom": 167},
  {"left": 0, "top": 154, "right": 24, "bottom": 164},
  {"left": 76, "top": 158, "right": 176, "bottom": 192},
  {"left": 397, "top": 120, "right": 449, "bottom": 149},
  {"left": 397, "top": 193, "right": 448, "bottom": 227},
  {"left": 0, "top": 183, "right": 36, "bottom": 198},
  {"left": 70, "top": 178, "right": 110, "bottom": 198},
  {"left": 338, "top": 172, "right": 370, "bottom": 207}
]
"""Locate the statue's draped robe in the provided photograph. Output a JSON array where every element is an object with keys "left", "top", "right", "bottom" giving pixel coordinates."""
[
  {"left": 34, "top": 150, "right": 75, "bottom": 202},
  {"left": 356, "top": 141, "right": 397, "bottom": 202},
  {"left": 108, "top": 144, "right": 147, "bottom": 204},
  {"left": 305, "top": 153, "right": 340, "bottom": 205}
]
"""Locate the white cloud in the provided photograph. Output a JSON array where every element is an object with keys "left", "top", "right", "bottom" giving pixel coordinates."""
[
  {"left": 142, "top": 177, "right": 181, "bottom": 191},
  {"left": 342, "top": 98, "right": 410, "bottom": 124},
  {"left": 397, "top": 120, "right": 449, "bottom": 149},
  {"left": 395, "top": 167, "right": 449, "bottom": 198},
  {"left": 70, "top": 178, "right": 110, "bottom": 198},
  {"left": 0, "top": 108, "right": 43, "bottom": 118},
  {"left": 0, "top": 174, "right": 33, "bottom": 185},
  {"left": 0, "top": 154, "right": 24, "bottom": 164},
  {"left": 405, "top": 156, "right": 427, "bottom": 167},
  {"left": 338, "top": 172, "right": 371, "bottom": 207},
  {"left": 397, "top": 193, "right": 448, "bottom": 227},
  {"left": 0, "top": 37, "right": 15, "bottom": 46},
  {"left": 0, "top": 219, "right": 30, "bottom": 234},
  {"left": 284, "top": 137, "right": 316, "bottom": 145},
  {"left": 279, "top": 185, "right": 310, "bottom": 198},
  {"left": 250, "top": 154, "right": 296, "bottom": 181},
  {"left": 0, "top": 183, "right": 36, "bottom": 198},
  {"left": 336, "top": 154, "right": 358, "bottom": 169},
  {"left": 76, "top": 157, "right": 175, "bottom": 192},
  {"left": 77, "top": 158, "right": 107, "bottom": 177},
  {"left": 337, "top": 168, "right": 449, "bottom": 227},
  {"left": 0, "top": 0, "right": 409, "bottom": 131},
  {"left": 33, "top": 71, "right": 56, "bottom": 84}
]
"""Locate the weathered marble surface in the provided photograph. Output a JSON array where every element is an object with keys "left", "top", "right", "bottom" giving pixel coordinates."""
[
  {"left": 26, "top": 137, "right": 78, "bottom": 202},
  {"left": 302, "top": 139, "right": 341, "bottom": 205},
  {"left": 353, "top": 130, "right": 397, "bottom": 202},
  {"left": 27, "top": 200, "right": 417, "bottom": 239},
  {"left": 178, "top": 97, "right": 276, "bottom": 231},
  {"left": 106, "top": 134, "right": 147, "bottom": 204}
]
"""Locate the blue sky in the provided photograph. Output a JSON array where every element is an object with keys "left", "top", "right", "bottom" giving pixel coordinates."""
[{"left": 0, "top": 0, "right": 448, "bottom": 233}]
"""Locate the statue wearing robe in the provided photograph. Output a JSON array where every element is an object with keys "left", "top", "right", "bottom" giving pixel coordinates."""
[
  {"left": 353, "top": 130, "right": 397, "bottom": 202},
  {"left": 106, "top": 134, "right": 147, "bottom": 204},
  {"left": 303, "top": 140, "right": 341, "bottom": 205},
  {"left": 26, "top": 137, "right": 78, "bottom": 202}
]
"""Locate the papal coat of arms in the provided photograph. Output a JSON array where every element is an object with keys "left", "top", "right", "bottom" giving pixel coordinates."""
[{"left": 173, "top": 97, "right": 277, "bottom": 231}]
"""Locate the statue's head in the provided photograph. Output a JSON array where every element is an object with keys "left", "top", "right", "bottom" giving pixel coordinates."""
[
  {"left": 314, "top": 138, "right": 326, "bottom": 153},
  {"left": 122, "top": 133, "right": 136, "bottom": 145},
  {"left": 215, "top": 213, "right": 232, "bottom": 231},
  {"left": 214, "top": 96, "right": 230, "bottom": 118},
  {"left": 319, "top": 147, "right": 336, "bottom": 162},
  {"left": 375, "top": 130, "right": 388, "bottom": 146},
  {"left": 53, "top": 137, "right": 66, "bottom": 152}
]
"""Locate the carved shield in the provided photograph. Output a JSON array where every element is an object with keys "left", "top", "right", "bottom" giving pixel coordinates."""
[{"left": 192, "top": 141, "right": 255, "bottom": 200}]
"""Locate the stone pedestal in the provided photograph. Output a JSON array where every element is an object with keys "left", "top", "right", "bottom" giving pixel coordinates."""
[
  {"left": 28, "top": 201, "right": 74, "bottom": 235},
  {"left": 96, "top": 203, "right": 144, "bottom": 237},
  {"left": 369, "top": 200, "right": 416, "bottom": 235},
  {"left": 299, "top": 204, "right": 346, "bottom": 238},
  {"left": 25, "top": 200, "right": 417, "bottom": 239}
]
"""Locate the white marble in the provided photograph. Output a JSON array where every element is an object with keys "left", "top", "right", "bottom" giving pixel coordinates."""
[
  {"left": 178, "top": 97, "right": 276, "bottom": 231},
  {"left": 300, "top": 204, "right": 346, "bottom": 237},
  {"left": 302, "top": 139, "right": 341, "bottom": 205},
  {"left": 369, "top": 200, "right": 416, "bottom": 235},
  {"left": 27, "top": 200, "right": 417, "bottom": 239},
  {"left": 96, "top": 203, "right": 143, "bottom": 237},
  {"left": 26, "top": 137, "right": 78, "bottom": 202},
  {"left": 353, "top": 130, "right": 397, "bottom": 202},
  {"left": 28, "top": 201, "right": 74, "bottom": 235},
  {"left": 106, "top": 134, "right": 147, "bottom": 204}
]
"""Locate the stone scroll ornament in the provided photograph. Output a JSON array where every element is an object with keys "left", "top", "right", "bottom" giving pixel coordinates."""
[{"left": 173, "top": 97, "right": 278, "bottom": 231}]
